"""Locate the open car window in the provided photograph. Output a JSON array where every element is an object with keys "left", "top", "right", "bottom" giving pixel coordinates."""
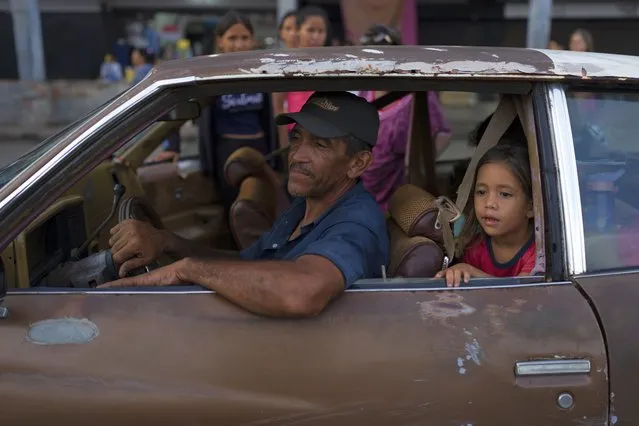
[{"left": 3, "top": 85, "right": 549, "bottom": 291}]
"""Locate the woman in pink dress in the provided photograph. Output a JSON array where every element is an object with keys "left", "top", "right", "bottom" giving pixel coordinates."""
[
  {"left": 273, "top": 6, "right": 332, "bottom": 148},
  {"left": 359, "top": 25, "right": 452, "bottom": 211}
]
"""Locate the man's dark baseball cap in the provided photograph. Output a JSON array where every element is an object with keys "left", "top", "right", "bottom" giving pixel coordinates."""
[{"left": 276, "top": 91, "right": 379, "bottom": 147}]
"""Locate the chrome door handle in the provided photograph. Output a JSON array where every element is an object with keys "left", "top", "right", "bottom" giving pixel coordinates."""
[{"left": 515, "top": 359, "right": 591, "bottom": 376}]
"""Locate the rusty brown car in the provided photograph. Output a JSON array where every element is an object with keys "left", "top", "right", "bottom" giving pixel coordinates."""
[{"left": 0, "top": 46, "right": 637, "bottom": 425}]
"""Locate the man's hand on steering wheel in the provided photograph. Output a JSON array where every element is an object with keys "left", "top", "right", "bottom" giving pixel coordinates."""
[{"left": 109, "top": 219, "right": 171, "bottom": 278}]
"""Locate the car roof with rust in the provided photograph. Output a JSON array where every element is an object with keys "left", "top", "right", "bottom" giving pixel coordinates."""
[{"left": 148, "top": 45, "right": 639, "bottom": 83}]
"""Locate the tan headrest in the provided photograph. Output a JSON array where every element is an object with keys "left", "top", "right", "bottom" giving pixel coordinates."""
[
  {"left": 223, "top": 147, "right": 267, "bottom": 188},
  {"left": 388, "top": 184, "right": 443, "bottom": 245},
  {"left": 230, "top": 177, "right": 276, "bottom": 249},
  {"left": 387, "top": 220, "right": 443, "bottom": 278}
]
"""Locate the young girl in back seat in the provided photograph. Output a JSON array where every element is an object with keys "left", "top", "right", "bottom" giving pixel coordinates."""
[{"left": 435, "top": 142, "right": 535, "bottom": 287}]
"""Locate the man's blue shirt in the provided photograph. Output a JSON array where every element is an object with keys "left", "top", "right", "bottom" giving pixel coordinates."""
[{"left": 240, "top": 182, "right": 389, "bottom": 288}]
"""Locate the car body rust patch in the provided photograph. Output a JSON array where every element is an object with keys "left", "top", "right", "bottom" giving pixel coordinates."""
[
  {"left": 417, "top": 293, "right": 476, "bottom": 321},
  {"left": 26, "top": 317, "right": 99, "bottom": 345}
]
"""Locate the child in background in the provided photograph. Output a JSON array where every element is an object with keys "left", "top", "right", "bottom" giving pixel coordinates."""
[
  {"left": 99, "top": 54, "right": 123, "bottom": 83},
  {"left": 436, "top": 143, "right": 535, "bottom": 287}
]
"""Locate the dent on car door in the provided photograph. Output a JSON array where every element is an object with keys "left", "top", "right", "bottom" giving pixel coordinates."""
[
  {"left": 0, "top": 278, "right": 606, "bottom": 426},
  {"left": 566, "top": 87, "right": 639, "bottom": 426}
]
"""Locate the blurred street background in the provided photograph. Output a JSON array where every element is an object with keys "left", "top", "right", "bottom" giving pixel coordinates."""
[{"left": 2, "top": 0, "right": 639, "bottom": 167}]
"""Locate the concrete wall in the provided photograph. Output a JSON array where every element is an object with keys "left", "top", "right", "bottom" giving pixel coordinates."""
[
  {"left": 0, "top": 10, "right": 107, "bottom": 80},
  {"left": 0, "top": 80, "right": 128, "bottom": 129}
]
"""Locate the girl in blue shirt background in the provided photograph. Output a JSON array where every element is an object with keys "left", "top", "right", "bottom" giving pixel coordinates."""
[{"left": 160, "top": 11, "right": 278, "bottom": 216}]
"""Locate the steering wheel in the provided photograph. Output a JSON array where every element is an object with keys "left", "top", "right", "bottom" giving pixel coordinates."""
[
  {"left": 118, "top": 196, "right": 165, "bottom": 229},
  {"left": 116, "top": 196, "right": 168, "bottom": 276}
]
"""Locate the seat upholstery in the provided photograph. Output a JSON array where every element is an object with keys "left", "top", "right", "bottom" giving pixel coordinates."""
[
  {"left": 386, "top": 184, "right": 446, "bottom": 278},
  {"left": 224, "top": 147, "right": 290, "bottom": 250}
]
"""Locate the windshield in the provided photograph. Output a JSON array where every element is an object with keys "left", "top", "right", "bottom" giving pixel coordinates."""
[{"left": 0, "top": 88, "right": 131, "bottom": 190}]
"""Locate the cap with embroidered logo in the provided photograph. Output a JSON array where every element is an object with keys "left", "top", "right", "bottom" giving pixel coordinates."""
[{"left": 275, "top": 91, "right": 380, "bottom": 147}]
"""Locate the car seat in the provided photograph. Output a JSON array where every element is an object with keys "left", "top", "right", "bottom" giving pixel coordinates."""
[
  {"left": 386, "top": 184, "right": 449, "bottom": 278},
  {"left": 224, "top": 147, "right": 291, "bottom": 250}
]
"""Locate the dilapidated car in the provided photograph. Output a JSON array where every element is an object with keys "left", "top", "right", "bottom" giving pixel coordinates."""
[{"left": 0, "top": 46, "right": 638, "bottom": 425}]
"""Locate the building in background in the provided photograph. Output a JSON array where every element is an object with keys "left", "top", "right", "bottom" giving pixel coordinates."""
[
  {"left": 3, "top": 0, "right": 639, "bottom": 80},
  {"left": 0, "top": 0, "right": 278, "bottom": 80}
]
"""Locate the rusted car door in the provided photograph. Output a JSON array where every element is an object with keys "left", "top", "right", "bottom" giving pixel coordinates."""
[{"left": 0, "top": 279, "right": 606, "bottom": 426}]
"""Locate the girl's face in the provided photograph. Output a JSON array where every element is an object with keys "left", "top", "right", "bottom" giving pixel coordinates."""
[
  {"left": 217, "top": 23, "right": 254, "bottom": 53},
  {"left": 280, "top": 15, "right": 298, "bottom": 48},
  {"left": 569, "top": 33, "right": 588, "bottom": 52},
  {"left": 298, "top": 16, "right": 327, "bottom": 48},
  {"left": 131, "top": 50, "right": 143, "bottom": 66},
  {"left": 473, "top": 162, "right": 533, "bottom": 242}
]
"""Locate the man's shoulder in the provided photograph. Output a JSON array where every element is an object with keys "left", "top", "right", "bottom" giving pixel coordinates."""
[{"left": 325, "top": 186, "right": 387, "bottom": 232}]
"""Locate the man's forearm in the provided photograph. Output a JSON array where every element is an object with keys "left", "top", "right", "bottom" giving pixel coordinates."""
[
  {"left": 163, "top": 232, "right": 239, "bottom": 260},
  {"left": 177, "top": 257, "right": 330, "bottom": 317}
]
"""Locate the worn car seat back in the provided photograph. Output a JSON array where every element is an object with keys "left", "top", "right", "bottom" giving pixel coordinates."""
[
  {"left": 224, "top": 147, "right": 290, "bottom": 250},
  {"left": 231, "top": 176, "right": 277, "bottom": 249},
  {"left": 386, "top": 184, "right": 445, "bottom": 278}
]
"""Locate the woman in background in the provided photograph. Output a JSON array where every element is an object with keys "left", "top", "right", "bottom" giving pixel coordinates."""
[
  {"left": 359, "top": 24, "right": 452, "bottom": 212},
  {"left": 278, "top": 10, "right": 298, "bottom": 48},
  {"left": 274, "top": 6, "right": 332, "bottom": 149},
  {"left": 158, "top": 11, "right": 278, "bottom": 216},
  {"left": 569, "top": 28, "right": 594, "bottom": 52},
  {"left": 130, "top": 48, "right": 154, "bottom": 84}
]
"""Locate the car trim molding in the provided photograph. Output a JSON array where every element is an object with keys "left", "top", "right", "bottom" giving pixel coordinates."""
[
  {"left": 7, "top": 280, "right": 569, "bottom": 296},
  {"left": 546, "top": 84, "right": 587, "bottom": 276}
]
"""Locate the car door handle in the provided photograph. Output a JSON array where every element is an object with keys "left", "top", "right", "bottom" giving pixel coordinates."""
[{"left": 515, "top": 359, "right": 591, "bottom": 376}]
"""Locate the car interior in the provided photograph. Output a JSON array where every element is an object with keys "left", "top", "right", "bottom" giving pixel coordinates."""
[{"left": 0, "top": 85, "right": 548, "bottom": 290}]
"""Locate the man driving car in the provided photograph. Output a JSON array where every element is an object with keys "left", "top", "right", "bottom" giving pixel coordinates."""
[{"left": 102, "top": 91, "right": 390, "bottom": 318}]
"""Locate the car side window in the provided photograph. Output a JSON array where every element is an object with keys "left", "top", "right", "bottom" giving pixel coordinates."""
[{"left": 566, "top": 89, "right": 639, "bottom": 272}]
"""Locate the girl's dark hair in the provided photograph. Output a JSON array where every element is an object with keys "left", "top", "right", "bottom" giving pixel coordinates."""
[
  {"left": 456, "top": 143, "right": 533, "bottom": 257},
  {"left": 360, "top": 24, "right": 402, "bottom": 46},
  {"left": 132, "top": 47, "right": 154, "bottom": 64},
  {"left": 571, "top": 28, "right": 594, "bottom": 52},
  {"left": 296, "top": 5, "right": 332, "bottom": 47},
  {"left": 278, "top": 10, "right": 297, "bottom": 32},
  {"left": 214, "top": 10, "right": 254, "bottom": 39}
]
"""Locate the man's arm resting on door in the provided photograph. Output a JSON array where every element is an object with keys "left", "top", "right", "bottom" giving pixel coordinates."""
[{"left": 178, "top": 255, "right": 344, "bottom": 317}]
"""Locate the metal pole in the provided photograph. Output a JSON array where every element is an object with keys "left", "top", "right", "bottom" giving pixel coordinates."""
[
  {"left": 27, "top": 0, "right": 46, "bottom": 81},
  {"left": 10, "top": 0, "right": 46, "bottom": 81},
  {"left": 526, "top": 0, "right": 553, "bottom": 49}
]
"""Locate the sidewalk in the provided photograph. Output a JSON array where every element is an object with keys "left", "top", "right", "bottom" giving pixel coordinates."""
[{"left": 0, "top": 80, "right": 129, "bottom": 142}]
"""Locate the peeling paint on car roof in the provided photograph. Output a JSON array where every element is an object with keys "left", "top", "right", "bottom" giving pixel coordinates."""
[
  {"left": 537, "top": 48, "right": 639, "bottom": 79},
  {"left": 147, "top": 45, "right": 639, "bottom": 84}
]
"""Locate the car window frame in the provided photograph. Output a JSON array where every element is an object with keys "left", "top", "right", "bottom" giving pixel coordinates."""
[
  {"left": 561, "top": 83, "right": 639, "bottom": 276},
  {"left": 1, "top": 77, "right": 566, "bottom": 294},
  {"left": 544, "top": 83, "right": 588, "bottom": 277}
]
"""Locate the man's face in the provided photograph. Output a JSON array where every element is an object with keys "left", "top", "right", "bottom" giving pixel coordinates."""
[{"left": 287, "top": 126, "right": 365, "bottom": 198}]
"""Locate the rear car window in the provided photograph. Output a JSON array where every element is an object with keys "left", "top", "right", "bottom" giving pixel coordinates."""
[{"left": 567, "top": 89, "right": 639, "bottom": 272}]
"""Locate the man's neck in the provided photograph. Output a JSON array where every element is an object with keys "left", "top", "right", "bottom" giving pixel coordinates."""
[{"left": 302, "top": 180, "right": 356, "bottom": 225}]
